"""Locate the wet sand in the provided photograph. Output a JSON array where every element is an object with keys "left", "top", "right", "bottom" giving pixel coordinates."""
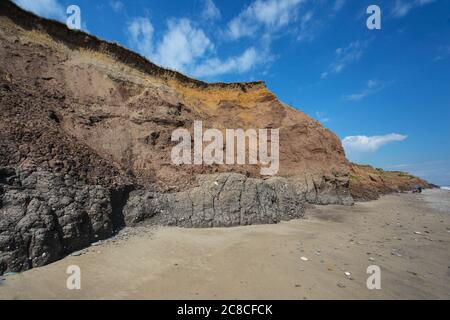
[{"left": 1, "top": 190, "right": 449, "bottom": 300}]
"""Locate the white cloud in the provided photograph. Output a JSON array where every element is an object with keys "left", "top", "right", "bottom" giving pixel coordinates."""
[
  {"left": 344, "top": 79, "right": 391, "bottom": 101},
  {"left": 110, "top": 1, "right": 124, "bottom": 13},
  {"left": 321, "top": 41, "right": 367, "bottom": 78},
  {"left": 152, "top": 19, "right": 214, "bottom": 72},
  {"left": 128, "top": 17, "right": 213, "bottom": 73},
  {"left": 391, "top": 0, "right": 435, "bottom": 18},
  {"left": 202, "top": 0, "right": 221, "bottom": 21},
  {"left": 343, "top": 134, "right": 408, "bottom": 153},
  {"left": 193, "top": 47, "right": 265, "bottom": 77},
  {"left": 127, "top": 17, "right": 154, "bottom": 58},
  {"left": 13, "top": 0, "right": 65, "bottom": 20},
  {"left": 126, "top": 17, "right": 266, "bottom": 78},
  {"left": 226, "top": 0, "right": 304, "bottom": 40},
  {"left": 125, "top": 1, "right": 304, "bottom": 78}
]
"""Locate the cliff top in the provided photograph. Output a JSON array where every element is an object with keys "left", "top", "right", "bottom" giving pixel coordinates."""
[{"left": 0, "top": 0, "right": 266, "bottom": 92}]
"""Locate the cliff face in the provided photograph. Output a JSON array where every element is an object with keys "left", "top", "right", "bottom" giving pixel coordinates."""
[
  {"left": 350, "top": 164, "right": 433, "bottom": 201},
  {"left": 0, "top": 1, "right": 430, "bottom": 274},
  {"left": 0, "top": 0, "right": 354, "bottom": 273},
  {"left": 0, "top": 0, "right": 351, "bottom": 202}
]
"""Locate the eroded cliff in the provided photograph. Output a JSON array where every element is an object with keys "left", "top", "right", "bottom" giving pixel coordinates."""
[{"left": 0, "top": 1, "right": 430, "bottom": 274}]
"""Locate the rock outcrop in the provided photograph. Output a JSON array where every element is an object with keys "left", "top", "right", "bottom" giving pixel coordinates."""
[
  {"left": 124, "top": 173, "right": 304, "bottom": 228},
  {"left": 0, "top": 167, "right": 306, "bottom": 274},
  {"left": 0, "top": 167, "right": 113, "bottom": 274},
  {"left": 349, "top": 164, "right": 433, "bottom": 201}
]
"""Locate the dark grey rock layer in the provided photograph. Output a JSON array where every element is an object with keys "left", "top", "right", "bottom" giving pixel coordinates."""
[
  {"left": 0, "top": 168, "right": 112, "bottom": 274},
  {"left": 1, "top": 169, "right": 346, "bottom": 274},
  {"left": 124, "top": 173, "right": 305, "bottom": 228}
]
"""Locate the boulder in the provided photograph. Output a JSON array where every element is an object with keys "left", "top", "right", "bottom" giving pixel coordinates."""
[
  {"left": 0, "top": 168, "right": 112, "bottom": 274},
  {"left": 124, "top": 173, "right": 304, "bottom": 227}
]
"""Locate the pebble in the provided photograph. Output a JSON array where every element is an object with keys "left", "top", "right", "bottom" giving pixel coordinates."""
[
  {"left": 337, "top": 283, "right": 346, "bottom": 288},
  {"left": 71, "top": 251, "right": 83, "bottom": 257},
  {"left": 414, "top": 231, "right": 422, "bottom": 235},
  {"left": 344, "top": 271, "right": 351, "bottom": 277},
  {"left": 300, "top": 257, "right": 309, "bottom": 261},
  {"left": 391, "top": 250, "right": 402, "bottom": 257},
  {"left": 369, "top": 257, "right": 375, "bottom": 262}
]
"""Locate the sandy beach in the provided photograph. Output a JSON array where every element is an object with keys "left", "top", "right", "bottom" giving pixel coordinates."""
[{"left": 1, "top": 189, "right": 449, "bottom": 300}]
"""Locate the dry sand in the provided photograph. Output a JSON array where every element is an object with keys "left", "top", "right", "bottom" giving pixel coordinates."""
[{"left": 1, "top": 190, "right": 449, "bottom": 300}]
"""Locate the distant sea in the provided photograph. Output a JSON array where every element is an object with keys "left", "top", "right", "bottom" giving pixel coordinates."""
[{"left": 423, "top": 189, "right": 450, "bottom": 213}]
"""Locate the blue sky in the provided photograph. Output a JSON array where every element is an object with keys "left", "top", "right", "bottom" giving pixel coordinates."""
[{"left": 13, "top": 0, "right": 450, "bottom": 186}]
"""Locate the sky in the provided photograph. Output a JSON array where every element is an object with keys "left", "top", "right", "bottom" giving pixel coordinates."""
[{"left": 12, "top": 0, "right": 450, "bottom": 186}]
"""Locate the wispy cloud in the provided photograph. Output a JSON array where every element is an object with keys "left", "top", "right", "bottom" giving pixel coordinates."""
[
  {"left": 296, "top": 10, "right": 317, "bottom": 42},
  {"left": 434, "top": 45, "right": 450, "bottom": 62},
  {"left": 343, "top": 133, "right": 407, "bottom": 154},
  {"left": 321, "top": 40, "right": 368, "bottom": 79},
  {"left": 315, "top": 111, "right": 331, "bottom": 124},
  {"left": 202, "top": 0, "right": 221, "bottom": 21},
  {"left": 109, "top": 1, "right": 124, "bottom": 13},
  {"left": 226, "top": 0, "right": 304, "bottom": 40},
  {"left": 344, "top": 79, "right": 392, "bottom": 101},
  {"left": 295, "top": 0, "right": 346, "bottom": 43},
  {"left": 333, "top": 0, "right": 346, "bottom": 12},
  {"left": 193, "top": 47, "right": 269, "bottom": 78},
  {"left": 126, "top": 16, "right": 267, "bottom": 78},
  {"left": 127, "top": 17, "right": 155, "bottom": 58},
  {"left": 13, "top": 0, "right": 65, "bottom": 21},
  {"left": 391, "top": 0, "right": 436, "bottom": 18},
  {"left": 126, "top": 0, "right": 346, "bottom": 79},
  {"left": 128, "top": 18, "right": 213, "bottom": 73},
  {"left": 153, "top": 19, "right": 214, "bottom": 72}
]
